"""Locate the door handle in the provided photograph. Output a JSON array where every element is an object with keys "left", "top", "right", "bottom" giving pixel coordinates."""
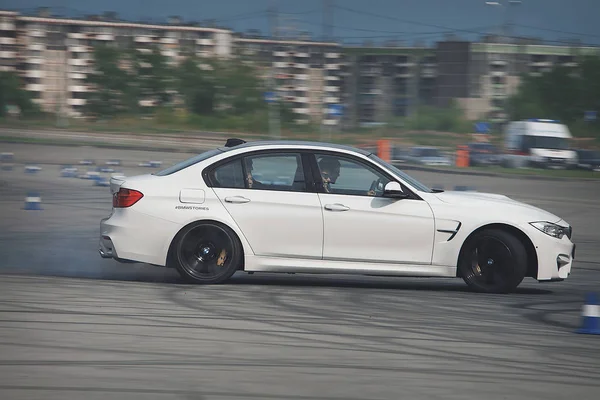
[
  {"left": 324, "top": 203, "right": 350, "bottom": 212},
  {"left": 224, "top": 196, "right": 250, "bottom": 204}
]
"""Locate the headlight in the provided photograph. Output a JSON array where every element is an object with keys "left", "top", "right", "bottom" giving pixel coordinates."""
[{"left": 530, "top": 221, "right": 571, "bottom": 239}]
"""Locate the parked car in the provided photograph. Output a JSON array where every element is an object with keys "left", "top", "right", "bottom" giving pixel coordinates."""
[
  {"left": 467, "top": 142, "right": 502, "bottom": 167},
  {"left": 406, "top": 146, "right": 452, "bottom": 166},
  {"left": 575, "top": 149, "right": 600, "bottom": 172}
]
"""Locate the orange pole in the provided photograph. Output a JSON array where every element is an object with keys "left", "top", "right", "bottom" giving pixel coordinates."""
[{"left": 377, "top": 139, "right": 391, "bottom": 162}]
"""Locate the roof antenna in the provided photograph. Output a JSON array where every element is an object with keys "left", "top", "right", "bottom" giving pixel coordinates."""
[{"left": 225, "top": 138, "right": 247, "bottom": 147}]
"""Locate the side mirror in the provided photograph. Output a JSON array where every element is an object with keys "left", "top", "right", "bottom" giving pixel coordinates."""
[{"left": 383, "top": 181, "right": 409, "bottom": 199}]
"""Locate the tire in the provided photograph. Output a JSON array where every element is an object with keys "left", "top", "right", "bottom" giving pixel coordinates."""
[
  {"left": 458, "top": 229, "right": 527, "bottom": 294},
  {"left": 169, "top": 221, "right": 243, "bottom": 284}
]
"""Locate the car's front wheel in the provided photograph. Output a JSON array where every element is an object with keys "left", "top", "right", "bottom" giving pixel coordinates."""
[
  {"left": 170, "top": 221, "right": 243, "bottom": 284},
  {"left": 458, "top": 229, "right": 527, "bottom": 294}
]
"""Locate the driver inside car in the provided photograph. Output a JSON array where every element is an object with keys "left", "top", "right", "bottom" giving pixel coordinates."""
[{"left": 318, "top": 157, "right": 376, "bottom": 196}]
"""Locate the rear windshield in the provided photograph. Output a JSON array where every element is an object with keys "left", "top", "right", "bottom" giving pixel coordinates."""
[{"left": 154, "top": 149, "right": 223, "bottom": 176}]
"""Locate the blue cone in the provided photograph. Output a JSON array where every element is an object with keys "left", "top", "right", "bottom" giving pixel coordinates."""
[{"left": 576, "top": 292, "right": 600, "bottom": 335}]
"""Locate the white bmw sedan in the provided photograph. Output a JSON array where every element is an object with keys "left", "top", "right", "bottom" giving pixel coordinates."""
[{"left": 99, "top": 139, "right": 576, "bottom": 293}]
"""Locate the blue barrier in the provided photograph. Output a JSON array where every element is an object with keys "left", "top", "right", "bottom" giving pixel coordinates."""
[
  {"left": 24, "top": 192, "right": 42, "bottom": 210},
  {"left": 24, "top": 165, "right": 42, "bottom": 173}
]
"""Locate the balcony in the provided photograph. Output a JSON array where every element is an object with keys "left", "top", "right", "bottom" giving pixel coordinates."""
[
  {"left": 322, "top": 119, "right": 339, "bottom": 126},
  {"left": 25, "top": 57, "right": 43, "bottom": 64},
  {"left": 295, "top": 74, "right": 308, "bottom": 80},
  {"left": 0, "top": 51, "right": 16, "bottom": 59},
  {"left": 69, "top": 72, "right": 86, "bottom": 80},
  {"left": 69, "top": 45, "right": 89, "bottom": 53},
  {"left": 325, "top": 52, "right": 340, "bottom": 58},
  {"left": 421, "top": 68, "right": 436, "bottom": 77},
  {"left": 28, "top": 43, "right": 44, "bottom": 51},
  {"left": 490, "top": 70, "right": 506, "bottom": 77},
  {"left": 325, "top": 75, "right": 340, "bottom": 81},
  {"left": 160, "top": 37, "right": 178, "bottom": 44},
  {"left": 274, "top": 51, "right": 287, "bottom": 57},
  {"left": 96, "top": 34, "right": 114, "bottom": 41},
  {"left": 135, "top": 36, "right": 154, "bottom": 43},
  {"left": 324, "top": 96, "right": 340, "bottom": 103},
  {"left": 326, "top": 63, "right": 340, "bottom": 70},
  {"left": 293, "top": 108, "right": 310, "bottom": 114},
  {"left": 530, "top": 60, "right": 552, "bottom": 68},
  {"left": 294, "top": 97, "right": 308, "bottom": 103},
  {"left": 0, "top": 37, "right": 16, "bottom": 45},
  {"left": 161, "top": 50, "right": 177, "bottom": 58},
  {"left": 69, "top": 85, "right": 88, "bottom": 92},
  {"left": 28, "top": 30, "right": 45, "bottom": 37},
  {"left": 295, "top": 52, "right": 309, "bottom": 58},
  {"left": 69, "top": 59, "right": 88, "bottom": 66},
  {"left": 0, "top": 22, "right": 15, "bottom": 31},
  {"left": 294, "top": 63, "right": 309, "bottom": 69},
  {"left": 490, "top": 60, "right": 507, "bottom": 66},
  {"left": 274, "top": 61, "right": 288, "bottom": 68},
  {"left": 324, "top": 86, "right": 339, "bottom": 92},
  {"left": 25, "top": 83, "right": 43, "bottom": 91},
  {"left": 23, "top": 69, "right": 44, "bottom": 78},
  {"left": 67, "top": 33, "right": 87, "bottom": 40},
  {"left": 68, "top": 98, "right": 86, "bottom": 106},
  {"left": 196, "top": 38, "right": 214, "bottom": 46}
]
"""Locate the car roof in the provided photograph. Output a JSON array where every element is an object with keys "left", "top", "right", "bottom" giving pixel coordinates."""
[{"left": 216, "top": 139, "right": 373, "bottom": 156}]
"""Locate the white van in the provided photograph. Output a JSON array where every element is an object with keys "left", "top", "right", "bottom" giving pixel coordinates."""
[{"left": 503, "top": 119, "right": 577, "bottom": 169}]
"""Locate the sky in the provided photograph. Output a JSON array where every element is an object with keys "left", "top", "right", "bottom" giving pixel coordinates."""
[{"left": 3, "top": 0, "right": 600, "bottom": 46}]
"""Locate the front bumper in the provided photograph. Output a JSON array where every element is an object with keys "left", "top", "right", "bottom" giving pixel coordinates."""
[{"left": 525, "top": 222, "right": 576, "bottom": 281}]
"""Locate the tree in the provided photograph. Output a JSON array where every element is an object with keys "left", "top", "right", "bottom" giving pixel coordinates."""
[
  {"left": 175, "top": 56, "right": 217, "bottom": 115},
  {"left": 84, "top": 45, "right": 137, "bottom": 118},
  {"left": 507, "top": 55, "right": 600, "bottom": 135},
  {"left": 0, "top": 71, "right": 38, "bottom": 117},
  {"left": 213, "top": 60, "right": 266, "bottom": 115},
  {"left": 133, "top": 46, "right": 174, "bottom": 110}
]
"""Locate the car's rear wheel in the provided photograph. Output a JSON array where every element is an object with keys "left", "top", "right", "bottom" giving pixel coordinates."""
[
  {"left": 458, "top": 229, "right": 527, "bottom": 294},
  {"left": 171, "top": 221, "right": 243, "bottom": 284}
]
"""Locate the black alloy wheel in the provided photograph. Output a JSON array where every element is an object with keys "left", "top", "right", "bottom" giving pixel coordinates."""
[
  {"left": 172, "top": 222, "right": 243, "bottom": 284},
  {"left": 458, "top": 229, "right": 527, "bottom": 294}
]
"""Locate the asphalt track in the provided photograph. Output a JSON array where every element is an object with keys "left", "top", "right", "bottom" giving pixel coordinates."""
[{"left": 1, "top": 143, "right": 600, "bottom": 400}]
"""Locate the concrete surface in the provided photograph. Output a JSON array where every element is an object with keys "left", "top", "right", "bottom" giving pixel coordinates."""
[{"left": 1, "top": 143, "right": 599, "bottom": 400}]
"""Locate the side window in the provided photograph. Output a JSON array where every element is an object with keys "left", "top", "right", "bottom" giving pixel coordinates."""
[
  {"left": 244, "top": 153, "right": 306, "bottom": 192},
  {"left": 315, "top": 154, "right": 391, "bottom": 197},
  {"left": 211, "top": 159, "right": 245, "bottom": 188}
]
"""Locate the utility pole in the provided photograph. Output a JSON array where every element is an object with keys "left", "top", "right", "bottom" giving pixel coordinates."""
[
  {"left": 486, "top": 1, "right": 521, "bottom": 125},
  {"left": 323, "top": 0, "right": 333, "bottom": 41},
  {"left": 268, "top": 0, "right": 281, "bottom": 139}
]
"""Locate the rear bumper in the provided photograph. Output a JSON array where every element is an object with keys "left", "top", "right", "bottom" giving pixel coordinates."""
[{"left": 99, "top": 210, "right": 180, "bottom": 266}]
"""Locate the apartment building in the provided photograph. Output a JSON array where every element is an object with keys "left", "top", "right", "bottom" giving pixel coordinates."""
[
  {"left": 438, "top": 39, "right": 600, "bottom": 123},
  {"left": 3, "top": 9, "right": 600, "bottom": 126},
  {"left": 6, "top": 10, "right": 232, "bottom": 117},
  {"left": 340, "top": 46, "right": 437, "bottom": 127},
  {"left": 233, "top": 36, "right": 343, "bottom": 125},
  {"left": 0, "top": 11, "right": 18, "bottom": 73}
]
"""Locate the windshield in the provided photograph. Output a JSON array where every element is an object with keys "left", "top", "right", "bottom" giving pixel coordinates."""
[
  {"left": 524, "top": 136, "right": 569, "bottom": 150},
  {"left": 368, "top": 154, "right": 432, "bottom": 193},
  {"left": 154, "top": 149, "right": 223, "bottom": 176}
]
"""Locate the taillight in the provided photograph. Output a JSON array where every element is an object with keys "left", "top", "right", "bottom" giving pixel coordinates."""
[{"left": 113, "top": 188, "right": 143, "bottom": 208}]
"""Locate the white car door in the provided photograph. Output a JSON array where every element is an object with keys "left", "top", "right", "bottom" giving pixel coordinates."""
[
  {"left": 209, "top": 152, "right": 323, "bottom": 259},
  {"left": 314, "top": 153, "right": 435, "bottom": 265}
]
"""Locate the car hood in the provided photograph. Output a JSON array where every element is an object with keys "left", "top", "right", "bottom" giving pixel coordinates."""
[{"left": 432, "top": 190, "right": 563, "bottom": 223}]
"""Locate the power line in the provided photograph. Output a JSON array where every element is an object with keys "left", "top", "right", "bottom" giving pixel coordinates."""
[
  {"left": 334, "top": 4, "right": 600, "bottom": 47},
  {"left": 513, "top": 24, "right": 600, "bottom": 39}
]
